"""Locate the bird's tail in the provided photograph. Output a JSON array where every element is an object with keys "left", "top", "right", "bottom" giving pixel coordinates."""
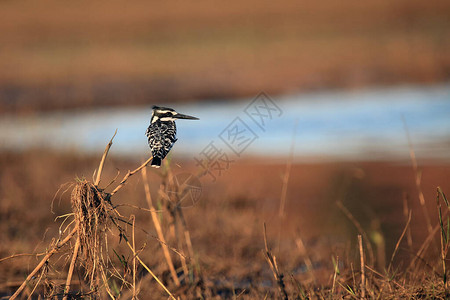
[{"left": 151, "top": 157, "right": 162, "bottom": 168}]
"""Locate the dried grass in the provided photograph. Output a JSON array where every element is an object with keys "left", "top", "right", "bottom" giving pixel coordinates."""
[
  {"left": 3, "top": 133, "right": 450, "bottom": 299},
  {"left": 70, "top": 180, "right": 110, "bottom": 291}
]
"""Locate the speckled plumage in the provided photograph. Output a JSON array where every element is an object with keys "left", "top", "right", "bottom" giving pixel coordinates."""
[
  {"left": 146, "top": 106, "right": 198, "bottom": 168},
  {"left": 146, "top": 119, "right": 177, "bottom": 167}
]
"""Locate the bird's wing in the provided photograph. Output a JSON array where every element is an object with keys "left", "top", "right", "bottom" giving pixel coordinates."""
[{"left": 147, "top": 122, "right": 177, "bottom": 160}]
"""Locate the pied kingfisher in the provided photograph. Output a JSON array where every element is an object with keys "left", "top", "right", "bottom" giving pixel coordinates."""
[{"left": 146, "top": 106, "right": 199, "bottom": 168}]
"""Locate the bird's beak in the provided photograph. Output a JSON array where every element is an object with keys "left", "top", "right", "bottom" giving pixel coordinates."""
[{"left": 174, "top": 112, "right": 199, "bottom": 120}]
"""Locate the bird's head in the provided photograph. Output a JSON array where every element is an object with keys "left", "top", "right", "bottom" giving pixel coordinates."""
[{"left": 151, "top": 106, "right": 199, "bottom": 123}]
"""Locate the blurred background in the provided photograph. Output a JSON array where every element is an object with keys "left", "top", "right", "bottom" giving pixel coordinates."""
[
  {"left": 1, "top": 0, "right": 450, "bottom": 295},
  {"left": 0, "top": 0, "right": 449, "bottom": 159}
]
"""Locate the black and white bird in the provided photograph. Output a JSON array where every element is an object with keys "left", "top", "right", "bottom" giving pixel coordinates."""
[{"left": 146, "top": 106, "right": 199, "bottom": 168}]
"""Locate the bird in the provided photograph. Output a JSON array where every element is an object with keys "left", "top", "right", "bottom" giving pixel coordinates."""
[{"left": 146, "top": 106, "right": 199, "bottom": 168}]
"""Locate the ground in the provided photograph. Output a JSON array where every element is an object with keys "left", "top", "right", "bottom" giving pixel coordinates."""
[{"left": 1, "top": 150, "right": 449, "bottom": 298}]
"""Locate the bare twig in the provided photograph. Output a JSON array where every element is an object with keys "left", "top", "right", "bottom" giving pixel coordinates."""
[
  {"left": 0, "top": 252, "right": 47, "bottom": 263},
  {"left": 110, "top": 155, "right": 153, "bottom": 196},
  {"left": 10, "top": 227, "right": 77, "bottom": 300},
  {"left": 94, "top": 129, "right": 117, "bottom": 187},
  {"left": 113, "top": 203, "right": 162, "bottom": 213},
  {"left": 63, "top": 235, "right": 80, "bottom": 300}
]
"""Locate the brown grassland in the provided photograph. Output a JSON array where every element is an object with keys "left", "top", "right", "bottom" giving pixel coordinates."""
[{"left": 0, "top": 147, "right": 450, "bottom": 299}]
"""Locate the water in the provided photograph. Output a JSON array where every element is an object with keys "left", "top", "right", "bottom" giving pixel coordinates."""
[{"left": 1, "top": 84, "right": 449, "bottom": 162}]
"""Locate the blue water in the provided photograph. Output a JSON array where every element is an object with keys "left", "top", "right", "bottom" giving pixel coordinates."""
[{"left": 1, "top": 84, "right": 449, "bottom": 162}]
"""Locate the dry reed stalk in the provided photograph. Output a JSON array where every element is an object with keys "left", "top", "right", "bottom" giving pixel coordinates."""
[
  {"left": 10, "top": 227, "right": 77, "bottom": 300},
  {"left": 178, "top": 244, "right": 190, "bottom": 284},
  {"left": 388, "top": 210, "right": 412, "bottom": 274},
  {"left": 161, "top": 164, "right": 201, "bottom": 282},
  {"left": 28, "top": 261, "right": 47, "bottom": 298},
  {"left": 407, "top": 223, "right": 440, "bottom": 275},
  {"left": 132, "top": 215, "right": 137, "bottom": 299},
  {"left": 170, "top": 203, "right": 193, "bottom": 282},
  {"left": 94, "top": 129, "right": 117, "bottom": 186},
  {"left": 279, "top": 119, "right": 298, "bottom": 218},
  {"left": 157, "top": 168, "right": 176, "bottom": 240},
  {"left": 141, "top": 167, "right": 180, "bottom": 286},
  {"left": 183, "top": 229, "right": 197, "bottom": 279},
  {"left": 402, "top": 193, "right": 413, "bottom": 251},
  {"left": 336, "top": 200, "right": 375, "bottom": 265},
  {"left": 403, "top": 117, "right": 433, "bottom": 234},
  {"left": 331, "top": 256, "right": 339, "bottom": 295},
  {"left": 436, "top": 187, "right": 449, "bottom": 287},
  {"left": 358, "top": 235, "right": 365, "bottom": 299},
  {"left": 351, "top": 263, "right": 356, "bottom": 294},
  {"left": 277, "top": 121, "right": 297, "bottom": 255},
  {"left": 263, "top": 223, "right": 289, "bottom": 300},
  {"left": 125, "top": 240, "right": 176, "bottom": 300},
  {"left": 63, "top": 234, "right": 80, "bottom": 300},
  {"left": 180, "top": 213, "right": 195, "bottom": 265},
  {"left": 289, "top": 274, "right": 307, "bottom": 300}
]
